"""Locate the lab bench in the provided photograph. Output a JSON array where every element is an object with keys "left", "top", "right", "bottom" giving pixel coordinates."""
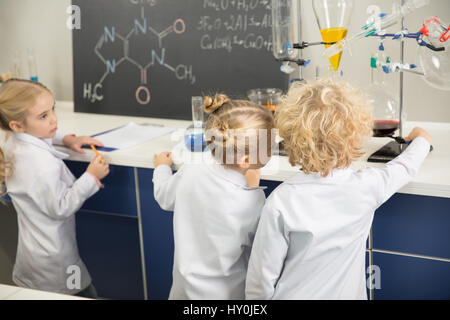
[{"left": 4, "top": 101, "right": 450, "bottom": 299}]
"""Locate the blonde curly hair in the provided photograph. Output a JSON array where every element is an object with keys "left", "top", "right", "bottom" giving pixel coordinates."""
[{"left": 275, "top": 78, "right": 373, "bottom": 177}]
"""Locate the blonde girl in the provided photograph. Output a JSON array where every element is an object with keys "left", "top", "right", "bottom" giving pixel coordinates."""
[
  {"left": 0, "top": 79, "right": 109, "bottom": 297},
  {"left": 153, "top": 94, "right": 274, "bottom": 299},
  {"left": 245, "top": 78, "right": 432, "bottom": 300}
]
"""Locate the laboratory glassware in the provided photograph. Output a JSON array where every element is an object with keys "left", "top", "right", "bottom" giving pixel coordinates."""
[
  {"left": 191, "top": 96, "right": 205, "bottom": 128},
  {"left": 313, "top": 0, "right": 354, "bottom": 72},
  {"left": 247, "top": 88, "right": 283, "bottom": 113},
  {"left": 367, "top": 44, "right": 400, "bottom": 138},
  {"left": 27, "top": 49, "right": 38, "bottom": 82},
  {"left": 323, "top": 0, "right": 430, "bottom": 59},
  {"left": 184, "top": 96, "right": 206, "bottom": 152},
  {"left": 418, "top": 17, "right": 450, "bottom": 91},
  {"left": 272, "top": 0, "right": 298, "bottom": 61}
]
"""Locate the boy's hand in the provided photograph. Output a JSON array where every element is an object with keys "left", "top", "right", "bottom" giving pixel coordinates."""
[
  {"left": 154, "top": 152, "right": 172, "bottom": 168},
  {"left": 87, "top": 155, "right": 110, "bottom": 180},
  {"left": 245, "top": 169, "right": 261, "bottom": 188},
  {"left": 64, "top": 135, "right": 104, "bottom": 154},
  {"left": 404, "top": 127, "right": 432, "bottom": 145}
]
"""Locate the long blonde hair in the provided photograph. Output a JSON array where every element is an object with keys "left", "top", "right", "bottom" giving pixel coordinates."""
[
  {"left": 204, "top": 94, "right": 275, "bottom": 166},
  {"left": 0, "top": 79, "right": 51, "bottom": 195},
  {"left": 276, "top": 79, "right": 373, "bottom": 177}
]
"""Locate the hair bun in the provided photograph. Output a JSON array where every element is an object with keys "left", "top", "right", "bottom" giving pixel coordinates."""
[{"left": 203, "top": 94, "right": 230, "bottom": 114}]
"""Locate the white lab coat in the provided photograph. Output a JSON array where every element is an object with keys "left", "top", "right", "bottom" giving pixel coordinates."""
[
  {"left": 3, "top": 132, "right": 99, "bottom": 295},
  {"left": 245, "top": 137, "right": 431, "bottom": 300},
  {"left": 152, "top": 153, "right": 266, "bottom": 300}
]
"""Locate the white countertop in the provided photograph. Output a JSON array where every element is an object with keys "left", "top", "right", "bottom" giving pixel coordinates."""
[
  {"left": 8, "top": 101, "right": 450, "bottom": 199},
  {"left": 0, "top": 284, "right": 89, "bottom": 300}
]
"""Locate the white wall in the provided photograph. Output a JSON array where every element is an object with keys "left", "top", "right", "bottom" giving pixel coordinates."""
[
  {"left": 0, "top": 0, "right": 449, "bottom": 122},
  {"left": 0, "top": 0, "right": 73, "bottom": 101}
]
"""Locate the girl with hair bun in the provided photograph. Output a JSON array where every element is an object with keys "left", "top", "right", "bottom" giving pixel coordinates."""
[
  {"left": 152, "top": 93, "right": 275, "bottom": 300},
  {"left": 0, "top": 79, "right": 109, "bottom": 298}
]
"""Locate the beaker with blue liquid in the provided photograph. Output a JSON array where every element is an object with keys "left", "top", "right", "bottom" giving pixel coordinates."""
[{"left": 184, "top": 96, "right": 207, "bottom": 152}]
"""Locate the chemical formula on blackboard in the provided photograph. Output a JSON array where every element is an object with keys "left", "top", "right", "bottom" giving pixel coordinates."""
[
  {"left": 73, "top": 0, "right": 286, "bottom": 120},
  {"left": 84, "top": 5, "right": 195, "bottom": 106}
]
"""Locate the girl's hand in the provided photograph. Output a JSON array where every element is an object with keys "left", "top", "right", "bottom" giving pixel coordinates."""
[
  {"left": 64, "top": 135, "right": 104, "bottom": 154},
  {"left": 87, "top": 155, "right": 110, "bottom": 180},
  {"left": 154, "top": 152, "right": 172, "bottom": 168},
  {"left": 404, "top": 127, "right": 432, "bottom": 145},
  {"left": 245, "top": 169, "right": 261, "bottom": 188}
]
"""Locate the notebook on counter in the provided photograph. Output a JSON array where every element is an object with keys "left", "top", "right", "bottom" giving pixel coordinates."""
[{"left": 88, "top": 122, "right": 176, "bottom": 151}]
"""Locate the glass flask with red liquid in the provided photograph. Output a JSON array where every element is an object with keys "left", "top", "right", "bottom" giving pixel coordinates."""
[
  {"left": 373, "top": 119, "right": 400, "bottom": 137},
  {"left": 367, "top": 43, "right": 400, "bottom": 137},
  {"left": 366, "top": 43, "right": 405, "bottom": 162}
]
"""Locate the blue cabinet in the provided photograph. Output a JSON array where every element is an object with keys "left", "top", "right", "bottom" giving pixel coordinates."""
[
  {"left": 66, "top": 160, "right": 138, "bottom": 217},
  {"left": 66, "top": 161, "right": 144, "bottom": 299},
  {"left": 372, "top": 252, "right": 450, "bottom": 299},
  {"left": 373, "top": 194, "right": 450, "bottom": 259},
  {"left": 371, "top": 194, "right": 450, "bottom": 300},
  {"left": 76, "top": 210, "right": 145, "bottom": 299},
  {"left": 137, "top": 168, "right": 174, "bottom": 300}
]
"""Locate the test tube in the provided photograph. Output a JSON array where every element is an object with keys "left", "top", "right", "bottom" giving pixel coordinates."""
[
  {"left": 13, "top": 50, "right": 22, "bottom": 78},
  {"left": 27, "top": 49, "right": 38, "bottom": 82},
  {"left": 191, "top": 96, "right": 204, "bottom": 128}
]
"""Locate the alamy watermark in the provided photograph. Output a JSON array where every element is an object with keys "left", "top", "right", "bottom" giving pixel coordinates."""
[
  {"left": 66, "top": 5, "right": 81, "bottom": 30},
  {"left": 66, "top": 265, "right": 81, "bottom": 290},
  {"left": 367, "top": 264, "right": 381, "bottom": 290}
]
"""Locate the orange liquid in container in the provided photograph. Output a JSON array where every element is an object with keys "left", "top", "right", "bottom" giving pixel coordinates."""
[
  {"left": 320, "top": 27, "right": 348, "bottom": 72},
  {"left": 264, "top": 98, "right": 276, "bottom": 112}
]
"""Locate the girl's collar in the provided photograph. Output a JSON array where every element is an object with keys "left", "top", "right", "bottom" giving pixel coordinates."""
[{"left": 12, "top": 132, "right": 69, "bottom": 159}]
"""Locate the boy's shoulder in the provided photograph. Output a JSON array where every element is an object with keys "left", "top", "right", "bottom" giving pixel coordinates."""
[{"left": 265, "top": 178, "right": 299, "bottom": 204}]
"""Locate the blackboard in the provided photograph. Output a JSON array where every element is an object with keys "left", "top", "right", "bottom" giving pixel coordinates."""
[{"left": 73, "top": 0, "right": 288, "bottom": 120}]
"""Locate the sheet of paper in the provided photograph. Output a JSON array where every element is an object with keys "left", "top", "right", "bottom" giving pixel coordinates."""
[{"left": 93, "top": 122, "right": 175, "bottom": 149}]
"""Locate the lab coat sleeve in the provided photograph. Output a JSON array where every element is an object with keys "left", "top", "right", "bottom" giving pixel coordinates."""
[
  {"left": 52, "top": 130, "right": 71, "bottom": 146},
  {"left": 371, "top": 137, "right": 430, "bottom": 206},
  {"left": 245, "top": 203, "right": 289, "bottom": 300},
  {"left": 30, "top": 170, "right": 99, "bottom": 220},
  {"left": 152, "top": 164, "right": 183, "bottom": 211}
]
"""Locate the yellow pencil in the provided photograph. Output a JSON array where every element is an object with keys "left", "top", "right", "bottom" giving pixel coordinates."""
[
  {"left": 90, "top": 144, "right": 104, "bottom": 163},
  {"left": 89, "top": 144, "right": 105, "bottom": 189}
]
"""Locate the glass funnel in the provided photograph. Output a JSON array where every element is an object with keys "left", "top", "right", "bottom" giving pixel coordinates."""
[{"left": 312, "top": 0, "right": 354, "bottom": 72}]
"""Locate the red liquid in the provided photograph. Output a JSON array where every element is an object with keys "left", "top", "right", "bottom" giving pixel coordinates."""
[{"left": 373, "top": 119, "right": 400, "bottom": 137}]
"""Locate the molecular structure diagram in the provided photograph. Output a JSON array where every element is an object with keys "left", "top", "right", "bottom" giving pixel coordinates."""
[{"left": 83, "top": 5, "right": 196, "bottom": 105}]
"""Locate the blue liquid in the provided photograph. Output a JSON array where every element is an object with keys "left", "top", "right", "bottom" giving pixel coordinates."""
[{"left": 184, "top": 132, "right": 206, "bottom": 152}]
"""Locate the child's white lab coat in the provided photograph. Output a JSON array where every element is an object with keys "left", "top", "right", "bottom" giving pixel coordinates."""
[
  {"left": 152, "top": 153, "right": 266, "bottom": 299},
  {"left": 4, "top": 132, "right": 99, "bottom": 294},
  {"left": 245, "top": 137, "right": 430, "bottom": 300}
]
